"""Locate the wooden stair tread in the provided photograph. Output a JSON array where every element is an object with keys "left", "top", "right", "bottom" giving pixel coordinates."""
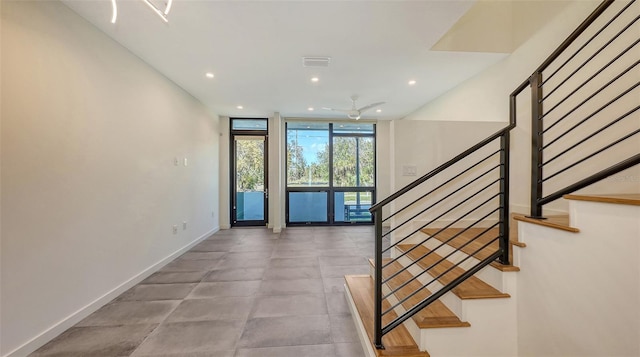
[
  {"left": 513, "top": 214, "right": 578, "bottom": 232},
  {"left": 379, "top": 259, "right": 470, "bottom": 329},
  {"left": 396, "top": 244, "right": 510, "bottom": 300},
  {"left": 345, "top": 275, "right": 430, "bottom": 357},
  {"left": 564, "top": 193, "right": 640, "bottom": 206},
  {"left": 420, "top": 228, "right": 520, "bottom": 272}
]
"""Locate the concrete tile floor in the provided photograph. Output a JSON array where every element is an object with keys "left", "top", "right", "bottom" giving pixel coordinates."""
[{"left": 31, "top": 226, "right": 389, "bottom": 357}]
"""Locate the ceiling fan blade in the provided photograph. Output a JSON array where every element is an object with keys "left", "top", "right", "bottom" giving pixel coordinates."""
[
  {"left": 322, "top": 107, "right": 351, "bottom": 113},
  {"left": 357, "top": 102, "right": 385, "bottom": 113}
]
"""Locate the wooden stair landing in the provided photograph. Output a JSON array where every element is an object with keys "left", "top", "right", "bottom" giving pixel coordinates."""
[
  {"left": 513, "top": 214, "right": 578, "bottom": 232},
  {"left": 420, "top": 227, "right": 520, "bottom": 272},
  {"left": 396, "top": 244, "right": 510, "bottom": 300},
  {"left": 345, "top": 275, "right": 430, "bottom": 357},
  {"left": 373, "top": 259, "right": 470, "bottom": 329}
]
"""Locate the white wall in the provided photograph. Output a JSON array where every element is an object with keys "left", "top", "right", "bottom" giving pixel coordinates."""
[
  {"left": 517, "top": 199, "right": 640, "bottom": 356},
  {"left": 1, "top": 2, "right": 219, "bottom": 356},
  {"left": 404, "top": 0, "right": 639, "bottom": 215}
]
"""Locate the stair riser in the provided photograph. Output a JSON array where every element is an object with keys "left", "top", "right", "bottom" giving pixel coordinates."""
[{"left": 418, "top": 298, "right": 518, "bottom": 356}]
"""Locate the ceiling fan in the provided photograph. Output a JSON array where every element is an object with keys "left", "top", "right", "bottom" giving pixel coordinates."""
[{"left": 322, "top": 95, "right": 385, "bottom": 120}]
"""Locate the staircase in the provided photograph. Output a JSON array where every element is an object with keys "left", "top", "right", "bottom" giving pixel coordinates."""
[{"left": 344, "top": 0, "right": 639, "bottom": 356}]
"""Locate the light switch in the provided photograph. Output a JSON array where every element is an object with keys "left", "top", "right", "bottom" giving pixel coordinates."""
[
  {"left": 174, "top": 157, "right": 179, "bottom": 166},
  {"left": 402, "top": 165, "right": 417, "bottom": 176},
  {"left": 184, "top": 158, "right": 188, "bottom": 166}
]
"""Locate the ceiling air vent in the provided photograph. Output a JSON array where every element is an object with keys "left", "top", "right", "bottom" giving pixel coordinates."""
[{"left": 302, "top": 57, "right": 331, "bottom": 67}]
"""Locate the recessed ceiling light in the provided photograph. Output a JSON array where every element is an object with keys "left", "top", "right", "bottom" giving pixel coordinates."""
[
  {"left": 205, "top": 72, "right": 214, "bottom": 78},
  {"left": 408, "top": 80, "right": 417, "bottom": 86},
  {"left": 339, "top": 125, "right": 344, "bottom": 128},
  {"left": 311, "top": 77, "right": 319, "bottom": 83},
  {"left": 308, "top": 107, "right": 314, "bottom": 111},
  {"left": 237, "top": 105, "right": 243, "bottom": 109},
  {"left": 376, "top": 109, "right": 382, "bottom": 113}
]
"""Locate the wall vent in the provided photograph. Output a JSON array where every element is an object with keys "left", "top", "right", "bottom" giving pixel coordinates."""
[{"left": 302, "top": 57, "right": 331, "bottom": 67}]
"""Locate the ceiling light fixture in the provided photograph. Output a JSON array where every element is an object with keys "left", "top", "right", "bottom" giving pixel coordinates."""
[
  {"left": 311, "top": 77, "right": 319, "bottom": 83},
  {"left": 205, "top": 72, "right": 214, "bottom": 78},
  {"left": 376, "top": 109, "right": 382, "bottom": 113},
  {"left": 110, "top": 0, "right": 171, "bottom": 24},
  {"left": 237, "top": 105, "right": 243, "bottom": 109},
  {"left": 408, "top": 80, "right": 417, "bottom": 86},
  {"left": 308, "top": 107, "right": 314, "bottom": 111},
  {"left": 110, "top": 0, "right": 118, "bottom": 23},
  {"left": 142, "top": 0, "right": 169, "bottom": 22}
]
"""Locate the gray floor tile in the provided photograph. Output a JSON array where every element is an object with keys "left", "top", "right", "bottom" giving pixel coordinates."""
[
  {"left": 314, "top": 241, "right": 357, "bottom": 250},
  {"left": 323, "top": 278, "right": 347, "bottom": 293},
  {"left": 319, "top": 256, "right": 369, "bottom": 266},
  {"left": 267, "top": 257, "right": 319, "bottom": 268},
  {"left": 330, "top": 314, "right": 360, "bottom": 343},
  {"left": 238, "top": 315, "right": 331, "bottom": 348},
  {"left": 326, "top": 292, "right": 351, "bottom": 315},
  {"left": 258, "top": 278, "right": 324, "bottom": 295},
  {"left": 216, "top": 257, "right": 271, "bottom": 269},
  {"left": 271, "top": 249, "right": 320, "bottom": 258},
  {"left": 334, "top": 342, "right": 366, "bottom": 357},
  {"left": 251, "top": 294, "right": 327, "bottom": 318},
  {"left": 141, "top": 271, "right": 207, "bottom": 284},
  {"left": 235, "top": 344, "right": 335, "bottom": 357},
  {"left": 318, "top": 248, "right": 358, "bottom": 257},
  {"left": 191, "top": 241, "right": 237, "bottom": 252},
  {"left": 132, "top": 320, "right": 244, "bottom": 355},
  {"left": 204, "top": 268, "right": 265, "bottom": 282},
  {"left": 31, "top": 324, "right": 157, "bottom": 357},
  {"left": 321, "top": 265, "right": 370, "bottom": 278},
  {"left": 229, "top": 245, "right": 276, "bottom": 253},
  {"left": 118, "top": 284, "right": 196, "bottom": 301},
  {"left": 161, "top": 259, "right": 220, "bottom": 272},
  {"left": 188, "top": 281, "right": 262, "bottom": 298},
  {"left": 166, "top": 297, "right": 254, "bottom": 322},
  {"left": 77, "top": 300, "right": 180, "bottom": 326},
  {"left": 263, "top": 266, "right": 321, "bottom": 280},
  {"left": 179, "top": 252, "right": 227, "bottom": 260},
  {"left": 134, "top": 352, "right": 234, "bottom": 357}
]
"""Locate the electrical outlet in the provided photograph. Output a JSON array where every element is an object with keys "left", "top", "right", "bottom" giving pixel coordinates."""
[
  {"left": 172, "top": 225, "right": 178, "bottom": 234},
  {"left": 183, "top": 221, "right": 187, "bottom": 230},
  {"left": 174, "top": 157, "right": 179, "bottom": 166}
]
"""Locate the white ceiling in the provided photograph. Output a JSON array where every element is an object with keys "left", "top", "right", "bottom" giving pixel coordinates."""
[{"left": 61, "top": 0, "right": 509, "bottom": 120}]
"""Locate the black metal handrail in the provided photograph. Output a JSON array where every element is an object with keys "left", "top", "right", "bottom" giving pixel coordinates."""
[
  {"left": 530, "top": 0, "right": 639, "bottom": 217},
  {"left": 366, "top": 0, "right": 637, "bottom": 350},
  {"left": 369, "top": 76, "right": 523, "bottom": 345}
]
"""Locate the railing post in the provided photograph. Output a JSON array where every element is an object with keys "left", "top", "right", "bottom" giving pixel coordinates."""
[
  {"left": 373, "top": 208, "right": 384, "bottom": 349},
  {"left": 499, "top": 132, "right": 510, "bottom": 265},
  {"left": 530, "top": 71, "right": 544, "bottom": 218}
]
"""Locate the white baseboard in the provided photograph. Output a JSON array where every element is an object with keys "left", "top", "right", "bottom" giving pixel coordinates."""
[{"left": 4, "top": 227, "right": 218, "bottom": 357}]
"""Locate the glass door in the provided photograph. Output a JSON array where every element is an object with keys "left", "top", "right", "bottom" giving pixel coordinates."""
[{"left": 232, "top": 134, "right": 268, "bottom": 226}]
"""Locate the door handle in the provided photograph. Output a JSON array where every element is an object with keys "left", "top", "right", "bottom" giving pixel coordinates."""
[{"left": 265, "top": 188, "right": 269, "bottom": 199}]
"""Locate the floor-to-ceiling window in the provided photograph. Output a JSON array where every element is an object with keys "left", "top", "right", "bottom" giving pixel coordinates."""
[{"left": 286, "top": 122, "right": 375, "bottom": 225}]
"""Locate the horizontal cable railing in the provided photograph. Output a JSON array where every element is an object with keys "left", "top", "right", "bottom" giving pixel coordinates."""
[
  {"left": 367, "top": 0, "right": 636, "bottom": 349},
  {"left": 530, "top": 0, "right": 640, "bottom": 217},
  {"left": 368, "top": 77, "right": 523, "bottom": 345}
]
